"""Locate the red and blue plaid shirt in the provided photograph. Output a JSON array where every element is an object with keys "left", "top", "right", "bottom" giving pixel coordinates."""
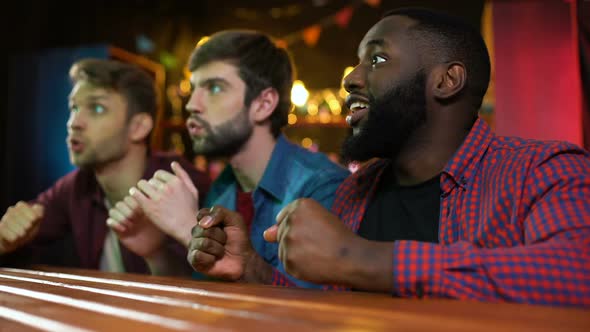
[{"left": 272, "top": 118, "right": 590, "bottom": 307}]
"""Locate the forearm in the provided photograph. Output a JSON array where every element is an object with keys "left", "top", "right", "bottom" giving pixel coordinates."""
[
  {"left": 163, "top": 221, "right": 194, "bottom": 249},
  {"left": 392, "top": 238, "right": 590, "bottom": 306},
  {"left": 340, "top": 239, "right": 394, "bottom": 292},
  {"left": 240, "top": 253, "right": 274, "bottom": 284},
  {"left": 178, "top": 229, "right": 192, "bottom": 249}
]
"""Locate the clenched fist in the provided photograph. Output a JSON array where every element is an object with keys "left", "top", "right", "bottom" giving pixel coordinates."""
[
  {"left": 264, "top": 198, "right": 393, "bottom": 291},
  {"left": 187, "top": 206, "right": 257, "bottom": 281},
  {"left": 0, "top": 202, "right": 44, "bottom": 255}
]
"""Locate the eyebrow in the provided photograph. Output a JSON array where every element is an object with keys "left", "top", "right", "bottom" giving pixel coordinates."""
[
  {"left": 357, "top": 38, "right": 387, "bottom": 58},
  {"left": 68, "top": 94, "right": 109, "bottom": 105},
  {"left": 196, "top": 77, "right": 231, "bottom": 88}
]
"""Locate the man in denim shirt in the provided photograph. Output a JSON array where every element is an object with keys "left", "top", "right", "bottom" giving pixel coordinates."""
[{"left": 109, "top": 30, "right": 348, "bottom": 285}]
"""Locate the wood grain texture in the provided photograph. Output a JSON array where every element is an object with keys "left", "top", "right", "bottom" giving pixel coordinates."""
[{"left": 0, "top": 267, "right": 587, "bottom": 331}]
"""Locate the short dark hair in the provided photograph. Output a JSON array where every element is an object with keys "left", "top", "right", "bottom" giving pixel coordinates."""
[
  {"left": 188, "top": 30, "right": 295, "bottom": 137},
  {"left": 69, "top": 58, "right": 157, "bottom": 120},
  {"left": 384, "top": 8, "right": 491, "bottom": 108}
]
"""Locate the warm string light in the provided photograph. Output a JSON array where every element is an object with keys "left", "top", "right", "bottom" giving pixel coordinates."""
[
  {"left": 291, "top": 80, "right": 309, "bottom": 107},
  {"left": 284, "top": 65, "right": 354, "bottom": 128}
]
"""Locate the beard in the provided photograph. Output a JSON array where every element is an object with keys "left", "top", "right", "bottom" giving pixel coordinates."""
[
  {"left": 341, "top": 70, "right": 427, "bottom": 163},
  {"left": 191, "top": 107, "right": 253, "bottom": 159}
]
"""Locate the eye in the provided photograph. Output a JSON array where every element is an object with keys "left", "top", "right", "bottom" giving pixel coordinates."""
[
  {"left": 371, "top": 55, "right": 387, "bottom": 66},
  {"left": 69, "top": 105, "right": 79, "bottom": 113},
  {"left": 91, "top": 104, "right": 105, "bottom": 114},
  {"left": 208, "top": 83, "right": 222, "bottom": 95}
]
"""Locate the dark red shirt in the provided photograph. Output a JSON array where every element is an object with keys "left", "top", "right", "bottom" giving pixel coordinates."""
[
  {"left": 1, "top": 151, "right": 211, "bottom": 274},
  {"left": 236, "top": 186, "right": 255, "bottom": 232}
]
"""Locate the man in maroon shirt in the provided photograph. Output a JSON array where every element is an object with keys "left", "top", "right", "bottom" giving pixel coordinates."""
[{"left": 0, "top": 59, "right": 210, "bottom": 275}]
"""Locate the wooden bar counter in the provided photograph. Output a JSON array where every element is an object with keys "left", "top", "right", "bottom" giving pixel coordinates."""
[{"left": 0, "top": 267, "right": 587, "bottom": 331}]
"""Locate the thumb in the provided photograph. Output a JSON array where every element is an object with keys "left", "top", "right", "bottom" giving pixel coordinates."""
[
  {"left": 263, "top": 225, "right": 278, "bottom": 242},
  {"left": 172, "top": 162, "right": 199, "bottom": 199},
  {"left": 199, "top": 206, "right": 244, "bottom": 230}
]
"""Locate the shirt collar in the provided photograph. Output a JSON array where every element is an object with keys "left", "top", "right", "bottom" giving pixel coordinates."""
[
  {"left": 354, "top": 158, "right": 391, "bottom": 197},
  {"left": 256, "top": 134, "right": 294, "bottom": 200},
  {"left": 212, "top": 164, "right": 238, "bottom": 190},
  {"left": 351, "top": 118, "right": 493, "bottom": 195},
  {"left": 214, "top": 134, "right": 294, "bottom": 201},
  {"left": 89, "top": 170, "right": 105, "bottom": 206},
  {"left": 441, "top": 118, "right": 493, "bottom": 192}
]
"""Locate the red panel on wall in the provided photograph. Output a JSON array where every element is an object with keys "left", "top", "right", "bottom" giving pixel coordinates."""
[{"left": 493, "top": 0, "right": 583, "bottom": 145}]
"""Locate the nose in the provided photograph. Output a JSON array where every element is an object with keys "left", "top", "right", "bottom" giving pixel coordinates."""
[
  {"left": 67, "top": 110, "right": 86, "bottom": 131},
  {"left": 185, "top": 88, "right": 205, "bottom": 115},
  {"left": 343, "top": 65, "right": 365, "bottom": 93}
]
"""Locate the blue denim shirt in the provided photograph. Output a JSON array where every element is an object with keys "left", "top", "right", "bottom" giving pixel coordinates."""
[{"left": 202, "top": 135, "right": 350, "bottom": 287}]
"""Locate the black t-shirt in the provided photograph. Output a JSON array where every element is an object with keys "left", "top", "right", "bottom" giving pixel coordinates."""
[{"left": 358, "top": 164, "right": 441, "bottom": 243}]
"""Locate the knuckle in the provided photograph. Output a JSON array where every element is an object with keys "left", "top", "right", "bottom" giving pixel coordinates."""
[
  {"left": 163, "top": 183, "right": 175, "bottom": 194},
  {"left": 169, "top": 177, "right": 180, "bottom": 186},
  {"left": 198, "top": 238, "right": 209, "bottom": 250},
  {"left": 210, "top": 205, "right": 222, "bottom": 214},
  {"left": 193, "top": 237, "right": 203, "bottom": 249},
  {"left": 17, "top": 201, "right": 32, "bottom": 211},
  {"left": 196, "top": 208, "right": 210, "bottom": 219},
  {"left": 298, "top": 198, "right": 314, "bottom": 210},
  {"left": 191, "top": 224, "right": 203, "bottom": 236},
  {"left": 212, "top": 227, "right": 225, "bottom": 239},
  {"left": 124, "top": 196, "right": 137, "bottom": 206},
  {"left": 154, "top": 170, "right": 166, "bottom": 179},
  {"left": 189, "top": 251, "right": 207, "bottom": 268}
]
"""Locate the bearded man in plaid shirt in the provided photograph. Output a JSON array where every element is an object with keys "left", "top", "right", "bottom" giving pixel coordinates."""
[{"left": 258, "top": 8, "right": 590, "bottom": 307}]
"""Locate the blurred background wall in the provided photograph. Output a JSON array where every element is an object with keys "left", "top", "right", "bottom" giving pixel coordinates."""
[{"left": 1, "top": 0, "right": 587, "bottom": 211}]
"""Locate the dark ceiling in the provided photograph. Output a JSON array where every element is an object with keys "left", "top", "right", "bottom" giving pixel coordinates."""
[{"left": 4, "top": 0, "right": 484, "bottom": 89}]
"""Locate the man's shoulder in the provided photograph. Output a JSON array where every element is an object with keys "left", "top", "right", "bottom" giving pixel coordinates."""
[
  {"left": 282, "top": 141, "right": 348, "bottom": 177},
  {"left": 52, "top": 168, "right": 90, "bottom": 189},
  {"left": 489, "top": 135, "right": 589, "bottom": 163},
  {"left": 32, "top": 168, "right": 96, "bottom": 204},
  {"left": 484, "top": 136, "right": 590, "bottom": 178}
]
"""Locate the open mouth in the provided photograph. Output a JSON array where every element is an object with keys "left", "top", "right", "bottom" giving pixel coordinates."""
[
  {"left": 186, "top": 117, "right": 206, "bottom": 137},
  {"left": 67, "top": 137, "right": 85, "bottom": 153},
  {"left": 345, "top": 99, "right": 370, "bottom": 127}
]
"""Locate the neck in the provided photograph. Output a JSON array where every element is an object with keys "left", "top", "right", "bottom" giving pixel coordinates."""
[
  {"left": 393, "top": 114, "right": 474, "bottom": 186},
  {"left": 94, "top": 144, "right": 148, "bottom": 205},
  {"left": 229, "top": 129, "right": 277, "bottom": 192}
]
